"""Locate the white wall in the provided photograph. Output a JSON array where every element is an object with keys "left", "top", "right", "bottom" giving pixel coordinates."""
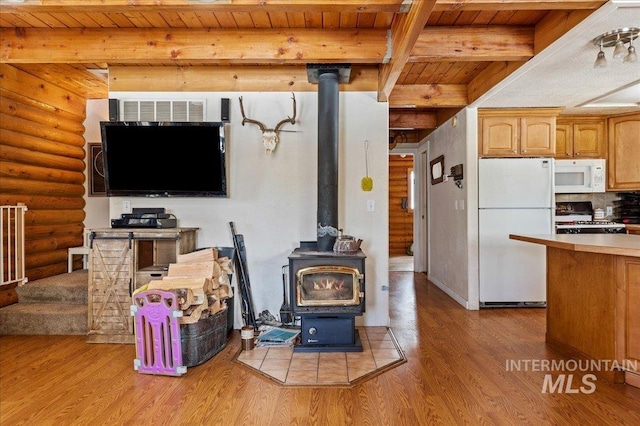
[
  {"left": 83, "top": 100, "right": 111, "bottom": 233},
  {"left": 420, "top": 109, "right": 477, "bottom": 308},
  {"left": 104, "top": 91, "right": 390, "bottom": 327}
]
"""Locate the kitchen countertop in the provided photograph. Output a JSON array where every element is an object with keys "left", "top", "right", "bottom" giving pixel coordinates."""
[{"left": 509, "top": 233, "right": 640, "bottom": 257}]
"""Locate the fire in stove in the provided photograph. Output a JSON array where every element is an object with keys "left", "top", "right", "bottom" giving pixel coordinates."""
[{"left": 297, "top": 265, "right": 363, "bottom": 306}]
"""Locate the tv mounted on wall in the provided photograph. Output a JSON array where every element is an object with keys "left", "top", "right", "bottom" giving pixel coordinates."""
[{"left": 99, "top": 121, "right": 228, "bottom": 197}]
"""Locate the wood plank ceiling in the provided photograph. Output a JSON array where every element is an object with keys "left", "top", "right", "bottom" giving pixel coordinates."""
[{"left": 0, "top": 0, "right": 605, "bottom": 145}]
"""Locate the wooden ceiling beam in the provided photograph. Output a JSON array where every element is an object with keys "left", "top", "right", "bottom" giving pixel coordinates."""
[
  {"left": 0, "top": 1, "right": 408, "bottom": 14},
  {"left": 534, "top": 9, "right": 595, "bottom": 54},
  {"left": 109, "top": 65, "right": 378, "bottom": 92},
  {"left": 433, "top": 0, "right": 605, "bottom": 12},
  {"left": 465, "top": 9, "right": 593, "bottom": 105},
  {"left": 377, "top": 0, "right": 436, "bottom": 102},
  {"left": 389, "top": 84, "right": 468, "bottom": 108},
  {"left": 410, "top": 26, "right": 534, "bottom": 62},
  {"left": 0, "top": 28, "right": 387, "bottom": 64},
  {"left": 467, "top": 60, "right": 526, "bottom": 105},
  {"left": 0, "top": 0, "right": 603, "bottom": 15},
  {"left": 389, "top": 110, "right": 438, "bottom": 129}
]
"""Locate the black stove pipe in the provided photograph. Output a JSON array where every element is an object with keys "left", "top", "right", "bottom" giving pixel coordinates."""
[{"left": 316, "top": 70, "right": 340, "bottom": 251}]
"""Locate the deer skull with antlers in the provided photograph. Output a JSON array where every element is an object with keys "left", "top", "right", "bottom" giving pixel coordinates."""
[{"left": 239, "top": 93, "right": 297, "bottom": 155}]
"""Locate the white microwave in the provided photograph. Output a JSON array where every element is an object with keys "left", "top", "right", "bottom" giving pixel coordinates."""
[{"left": 554, "top": 159, "right": 606, "bottom": 193}]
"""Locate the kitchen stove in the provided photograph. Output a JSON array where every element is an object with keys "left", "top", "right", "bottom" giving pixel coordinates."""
[
  {"left": 555, "top": 201, "right": 626, "bottom": 234},
  {"left": 555, "top": 221, "right": 626, "bottom": 234}
]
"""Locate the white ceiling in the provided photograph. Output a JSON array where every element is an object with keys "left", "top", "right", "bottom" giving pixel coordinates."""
[{"left": 474, "top": 0, "right": 640, "bottom": 116}]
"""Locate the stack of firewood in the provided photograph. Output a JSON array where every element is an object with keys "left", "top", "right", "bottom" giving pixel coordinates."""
[{"left": 146, "top": 248, "right": 234, "bottom": 324}]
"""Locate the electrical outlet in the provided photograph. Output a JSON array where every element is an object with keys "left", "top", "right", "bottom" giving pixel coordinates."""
[
  {"left": 366, "top": 199, "right": 375, "bottom": 212},
  {"left": 123, "top": 200, "right": 131, "bottom": 213},
  {"left": 606, "top": 206, "right": 613, "bottom": 216}
]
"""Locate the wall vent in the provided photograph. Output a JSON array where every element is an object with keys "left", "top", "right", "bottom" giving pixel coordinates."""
[{"left": 120, "top": 100, "right": 205, "bottom": 121}]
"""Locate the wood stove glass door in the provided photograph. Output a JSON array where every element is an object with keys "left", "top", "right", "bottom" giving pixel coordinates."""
[{"left": 296, "top": 265, "right": 362, "bottom": 307}]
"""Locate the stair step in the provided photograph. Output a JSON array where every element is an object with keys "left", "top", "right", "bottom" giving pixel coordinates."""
[
  {"left": 17, "top": 270, "right": 88, "bottom": 304},
  {"left": 0, "top": 303, "right": 87, "bottom": 335}
]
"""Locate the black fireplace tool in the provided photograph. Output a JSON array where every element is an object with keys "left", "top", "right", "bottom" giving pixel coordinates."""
[
  {"left": 280, "top": 265, "right": 292, "bottom": 325},
  {"left": 229, "top": 222, "right": 258, "bottom": 330}
]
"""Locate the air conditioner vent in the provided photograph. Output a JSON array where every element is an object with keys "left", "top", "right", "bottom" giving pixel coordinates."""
[{"left": 119, "top": 100, "right": 205, "bottom": 121}]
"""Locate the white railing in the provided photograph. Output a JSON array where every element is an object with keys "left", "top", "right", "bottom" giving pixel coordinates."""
[{"left": 1, "top": 204, "right": 28, "bottom": 287}]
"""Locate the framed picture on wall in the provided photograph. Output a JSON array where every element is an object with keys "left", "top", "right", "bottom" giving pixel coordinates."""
[
  {"left": 430, "top": 155, "right": 445, "bottom": 185},
  {"left": 89, "top": 143, "right": 106, "bottom": 196}
]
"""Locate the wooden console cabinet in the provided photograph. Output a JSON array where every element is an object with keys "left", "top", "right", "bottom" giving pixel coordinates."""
[{"left": 86, "top": 227, "right": 198, "bottom": 344}]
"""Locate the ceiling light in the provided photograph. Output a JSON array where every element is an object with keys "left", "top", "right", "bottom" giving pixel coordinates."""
[
  {"left": 613, "top": 35, "right": 627, "bottom": 59},
  {"left": 592, "top": 28, "right": 639, "bottom": 68},
  {"left": 624, "top": 37, "right": 638, "bottom": 64},
  {"left": 594, "top": 41, "right": 607, "bottom": 68}
]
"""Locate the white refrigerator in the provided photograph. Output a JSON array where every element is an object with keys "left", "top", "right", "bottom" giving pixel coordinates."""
[{"left": 478, "top": 158, "right": 554, "bottom": 307}]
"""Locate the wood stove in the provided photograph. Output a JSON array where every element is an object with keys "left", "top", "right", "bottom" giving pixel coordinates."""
[
  {"left": 287, "top": 64, "right": 365, "bottom": 352},
  {"left": 288, "top": 242, "right": 365, "bottom": 352}
]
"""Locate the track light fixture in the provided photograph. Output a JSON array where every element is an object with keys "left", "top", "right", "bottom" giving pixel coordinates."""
[{"left": 592, "top": 27, "right": 639, "bottom": 68}]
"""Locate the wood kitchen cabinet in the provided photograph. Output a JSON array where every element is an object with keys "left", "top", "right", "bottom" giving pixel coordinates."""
[
  {"left": 608, "top": 112, "right": 640, "bottom": 191},
  {"left": 479, "top": 109, "right": 561, "bottom": 157},
  {"left": 555, "top": 117, "right": 606, "bottom": 158},
  {"left": 627, "top": 225, "right": 640, "bottom": 235},
  {"left": 615, "top": 256, "right": 640, "bottom": 388},
  {"left": 510, "top": 234, "right": 640, "bottom": 388},
  {"left": 86, "top": 227, "right": 198, "bottom": 344}
]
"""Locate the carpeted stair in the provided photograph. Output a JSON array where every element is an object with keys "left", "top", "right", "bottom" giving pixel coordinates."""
[{"left": 0, "top": 270, "right": 88, "bottom": 336}]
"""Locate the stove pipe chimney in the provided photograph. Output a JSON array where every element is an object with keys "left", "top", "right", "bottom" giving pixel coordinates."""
[
  {"left": 316, "top": 70, "right": 340, "bottom": 251},
  {"left": 307, "top": 64, "right": 351, "bottom": 252}
]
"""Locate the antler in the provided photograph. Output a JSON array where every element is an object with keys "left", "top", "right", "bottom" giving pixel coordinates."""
[
  {"left": 274, "top": 93, "right": 297, "bottom": 133},
  {"left": 238, "top": 96, "right": 266, "bottom": 131},
  {"left": 238, "top": 93, "right": 298, "bottom": 155}
]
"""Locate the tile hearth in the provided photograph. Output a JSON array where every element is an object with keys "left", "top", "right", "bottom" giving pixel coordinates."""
[{"left": 234, "top": 326, "right": 405, "bottom": 387}]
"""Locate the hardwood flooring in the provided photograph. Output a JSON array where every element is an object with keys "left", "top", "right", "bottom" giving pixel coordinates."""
[
  {"left": 2, "top": 271, "right": 640, "bottom": 425},
  {"left": 389, "top": 255, "right": 414, "bottom": 272}
]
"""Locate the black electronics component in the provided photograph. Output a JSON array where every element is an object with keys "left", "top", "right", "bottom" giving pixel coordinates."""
[
  {"left": 221, "top": 98, "right": 230, "bottom": 122},
  {"left": 108, "top": 99, "right": 119, "bottom": 121},
  {"left": 100, "top": 121, "right": 227, "bottom": 198},
  {"left": 132, "top": 207, "right": 165, "bottom": 215},
  {"left": 111, "top": 217, "right": 177, "bottom": 229}
]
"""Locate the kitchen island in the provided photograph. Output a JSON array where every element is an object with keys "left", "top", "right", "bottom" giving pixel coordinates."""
[
  {"left": 627, "top": 224, "right": 640, "bottom": 235},
  {"left": 509, "top": 233, "right": 640, "bottom": 388}
]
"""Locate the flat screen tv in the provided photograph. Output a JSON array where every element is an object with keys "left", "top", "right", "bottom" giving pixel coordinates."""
[{"left": 99, "top": 121, "right": 227, "bottom": 197}]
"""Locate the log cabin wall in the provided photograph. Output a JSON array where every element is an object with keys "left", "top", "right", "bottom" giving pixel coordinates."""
[
  {"left": 0, "top": 64, "right": 87, "bottom": 287},
  {"left": 388, "top": 155, "right": 414, "bottom": 256}
]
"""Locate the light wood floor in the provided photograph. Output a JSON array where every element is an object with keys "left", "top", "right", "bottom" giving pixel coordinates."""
[
  {"left": 2, "top": 272, "right": 640, "bottom": 425},
  {"left": 389, "top": 254, "right": 414, "bottom": 271}
]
